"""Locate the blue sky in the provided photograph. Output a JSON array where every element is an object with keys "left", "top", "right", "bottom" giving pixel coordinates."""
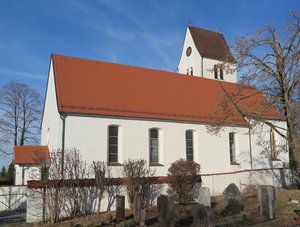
[{"left": 0, "top": 0, "right": 299, "bottom": 166}]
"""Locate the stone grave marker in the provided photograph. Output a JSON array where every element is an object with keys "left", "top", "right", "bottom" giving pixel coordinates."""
[
  {"left": 157, "top": 195, "right": 175, "bottom": 227},
  {"left": 197, "top": 187, "right": 211, "bottom": 207},
  {"left": 116, "top": 195, "right": 125, "bottom": 222},
  {"left": 133, "top": 191, "right": 146, "bottom": 226},
  {"left": 223, "top": 183, "right": 243, "bottom": 215},
  {"left": 193, "top": 204, "right": 215, "bottom": 227},
  {"left": 257, "top": 185, "right": 276, "bottom": 219}
]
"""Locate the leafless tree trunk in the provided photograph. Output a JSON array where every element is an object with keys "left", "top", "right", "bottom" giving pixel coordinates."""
[
  {"left": 91, "top": 161, "right": 111, "bottom": 214},
  {"left": 0, "top": 81, "right": 42, "bottom": 154},
  {"left": 209, "top": 11, "right": 300, "bottom": 172},
  {"left": 122, "top": 159, "right": 156, "bottom": 209}
]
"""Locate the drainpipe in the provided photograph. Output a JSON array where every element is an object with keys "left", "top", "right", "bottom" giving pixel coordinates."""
[
  {"left": 60, "top": 113, "right": 67, "bottom": 179},
  {"left": 249, "top": 127, "right": 253, "bottom": 169},
  {"left": 201, "top": 57, "right": 204, "bottom": 77}
]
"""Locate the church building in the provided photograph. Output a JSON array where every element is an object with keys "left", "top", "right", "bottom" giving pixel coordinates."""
[{"left": 39, "top": 26, "right": 288, "bottom": 194}]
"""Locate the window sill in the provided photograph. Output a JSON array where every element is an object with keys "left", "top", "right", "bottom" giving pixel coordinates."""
[
  {"left": 107, "top": 162, "right": 123, "bottom": 166},
  {"left": 149, "top": 163, "right": 164, "bottom": 167},
  {"left": 271, "top": 158, "right": 281, "bottom": 162},
  {"left": 230, "top": 162, "right": 240, "bottom": 165}
]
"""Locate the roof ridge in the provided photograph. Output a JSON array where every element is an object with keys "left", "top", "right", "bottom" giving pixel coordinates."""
[
  {"left": 188, "top": 25, "right": 224, "bottom": 36},
  {"left": 52, "top": 53, "right": 180, "bottom": 77},
  {"left": 52, "top": 54, "right": 243, "bottom": 85}
]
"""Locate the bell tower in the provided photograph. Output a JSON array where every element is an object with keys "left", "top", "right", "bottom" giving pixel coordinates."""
[{"left": 178, "top": 26, "right": 237, "bottom": 83}]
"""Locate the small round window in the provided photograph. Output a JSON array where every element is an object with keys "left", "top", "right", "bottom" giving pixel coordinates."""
[{"left": 186, "top": 47, "right": 192, "bottom": 57}]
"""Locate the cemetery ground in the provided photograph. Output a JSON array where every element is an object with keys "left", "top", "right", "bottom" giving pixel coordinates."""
[{"left": 4, "top": 188, "right": 300, "bottom": 227}]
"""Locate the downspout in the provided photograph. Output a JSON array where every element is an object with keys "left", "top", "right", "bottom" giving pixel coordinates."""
[
  {"left": 201, "top": 57, "right": 204, "bottom": 77},
  {"left": 60, "top": 113, "right": 67, "bottom": 179},
  {"left": 249, "top": 127, "right": 253, "bottom": 169}
]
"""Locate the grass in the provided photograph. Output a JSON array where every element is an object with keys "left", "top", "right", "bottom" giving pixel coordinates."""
[{"left": 5, "top": 188, "right": 300, "bottom": 226}]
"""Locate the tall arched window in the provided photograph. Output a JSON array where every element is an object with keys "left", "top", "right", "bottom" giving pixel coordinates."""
[
  {"left": 108, "top": 125, "right": 118, "bottom": 163},
  {"left": 149, "top": 128, "right": 159, "bottom": 164},
  {"left": 270, "top": 129, "right": 277, "bottom": 160},
  {"left": 220, "top": 67, "right": 224, "bottom": 80},
  {"left": 229, "top": 132, "right": 236, "bottom": 164},
  {"left": 186, "top": 130, "right": 194, "bottom": 161},
  {"left": 214, "top": 65, "right": 218, "bottom": 79}
]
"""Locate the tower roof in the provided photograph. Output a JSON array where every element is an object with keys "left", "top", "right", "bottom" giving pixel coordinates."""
[{"left": 189, "top": 26, "right": 236, "bottom": 63}]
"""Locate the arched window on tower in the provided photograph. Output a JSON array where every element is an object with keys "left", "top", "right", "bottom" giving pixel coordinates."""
[
  {"left": 220, "top": 67, "right": 224, "bottom": 80},
  {"left": 214, "top": 65, "right": 218, "bottom": 79}
]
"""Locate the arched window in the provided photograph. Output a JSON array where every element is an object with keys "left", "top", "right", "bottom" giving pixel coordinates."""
[
  {"left": 46, "top": 127, "right": 50, "bottom": 145},
  {"left": 149, "top": 128, "right": 159, "bottom": 164},
  {"left": 270, "top": 129, "right": 277, "bottom": 160},
  {"left": 214, "top": 65, "right": 218, "bottom": 79},
  {"left": 229, "top": 132, "right": 236, "bottom": 164},
  {"left": 220, "top": 67, "right": 224, "bottom": 80},
  {"left": 190, "top": 67, "right": 193, "bottom": 76},
  {"left": 186, "top": 130, "right": 194, "bottom": 161},
  {"left": 108, "top": 125, "right": 118, "bottom": 163}
]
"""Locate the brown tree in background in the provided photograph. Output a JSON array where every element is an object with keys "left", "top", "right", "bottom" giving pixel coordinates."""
[
  {"left": 122, "top": 159, "right": 156, "bottom": 209},
  {"left": 91, "top": 161, "right": 111, "bottom": 214},
  {"left": 167, "top": 159, "right": 200, "bottom": 203},
  {"left": 210, "top": 11, "right": 300, "bottom": 172},
  {"left": 0, "top": 81, "right": 42, "bottom": 154}
]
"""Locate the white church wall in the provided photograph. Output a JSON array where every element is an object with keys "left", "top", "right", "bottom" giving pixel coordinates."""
[
  {"left": 250, "top": 120, "right": 288, "bottom": 169},
  {"left": 201, "top": 168, "right": 289, "bottom": 195},
  {"left": 202, "top": 57, "right": 237, "bottom": 83},
  {"left": 40, "top": 59, "right": 62, "bottom": 151},
  {"left": 62, "top": 114, "right": 252, "bottom": 177}
]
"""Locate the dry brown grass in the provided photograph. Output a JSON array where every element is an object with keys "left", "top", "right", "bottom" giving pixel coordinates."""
[{"left": 19, "top": 188, "right": 300, "bottom": 227}]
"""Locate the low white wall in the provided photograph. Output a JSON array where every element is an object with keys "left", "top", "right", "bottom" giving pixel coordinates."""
[
  {"left": 201, "top": 168, "right": 290, "bottom": 195},
  {"left": 0, "top": 186, "right": 27, "bottom": 211}
]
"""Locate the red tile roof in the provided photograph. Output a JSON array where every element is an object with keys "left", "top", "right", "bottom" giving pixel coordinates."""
[
  {"left": 51, "top": 54, "right": 283, "bottom": 127},
  {"left": 14, "top": 146, "right": 50, "bottom": 165},
  {"left": 189, "top": 26, "right": 236, "bottom": 63}
]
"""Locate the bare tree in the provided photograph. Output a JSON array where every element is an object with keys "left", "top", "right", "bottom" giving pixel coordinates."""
[
  {"left": 122, "top": 159, "right": 156, "bottom": 209},
  {"left": 91, "top": 161, "right": 111, "bottom": 214},
  {"left": 209, "top": 11, "right": 300, "bottom": 172},
  {"left": 0, "top": 81, "right": 42, "bottom": 154}
]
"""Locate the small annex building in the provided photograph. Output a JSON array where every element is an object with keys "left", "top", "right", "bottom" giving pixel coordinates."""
[
  {"left": 14, "top": 146, "right": 50, "bottom": 185},
  {"left": 40, "top": 26, "right": 289, "bottom": 194}
]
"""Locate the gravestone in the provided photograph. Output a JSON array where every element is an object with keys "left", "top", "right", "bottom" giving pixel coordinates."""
[
  {"left": 157, "top": 195, "right": 175, "bottom": 227},
  {"left": 193, "top": 204, "right": 215, "bottom": 227},
  {"left": 116, "top": 195, "right": 125, "bottom": 222},
  {"left": 223, "top": 183, "right": 243, "bottom": 215},
  {"left": 133, "top": 192, "right": 146, "bottom": 226},
  {"left": 197, "top": 187, "right": 211, "bottom": 207},
  {"left": 257, "top": 185, "right": 276, "bottom": 219}
]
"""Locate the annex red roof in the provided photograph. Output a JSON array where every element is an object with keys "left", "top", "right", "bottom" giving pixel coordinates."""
[
  {"left": 51, "top": 54, "right": 283, "bottom": 127},
  {"left": 14, "top": 146, "right": 50, "bottom": 165}
]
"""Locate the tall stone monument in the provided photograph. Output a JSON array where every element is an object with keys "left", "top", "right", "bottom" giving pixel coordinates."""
[{"left": 257, "top": 185, "right": 276, "bottom": 219}]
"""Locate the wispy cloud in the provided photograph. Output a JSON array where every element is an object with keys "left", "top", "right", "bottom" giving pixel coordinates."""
[{"left": 0, "top": 68, "right": 45, "bottom": 80}]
